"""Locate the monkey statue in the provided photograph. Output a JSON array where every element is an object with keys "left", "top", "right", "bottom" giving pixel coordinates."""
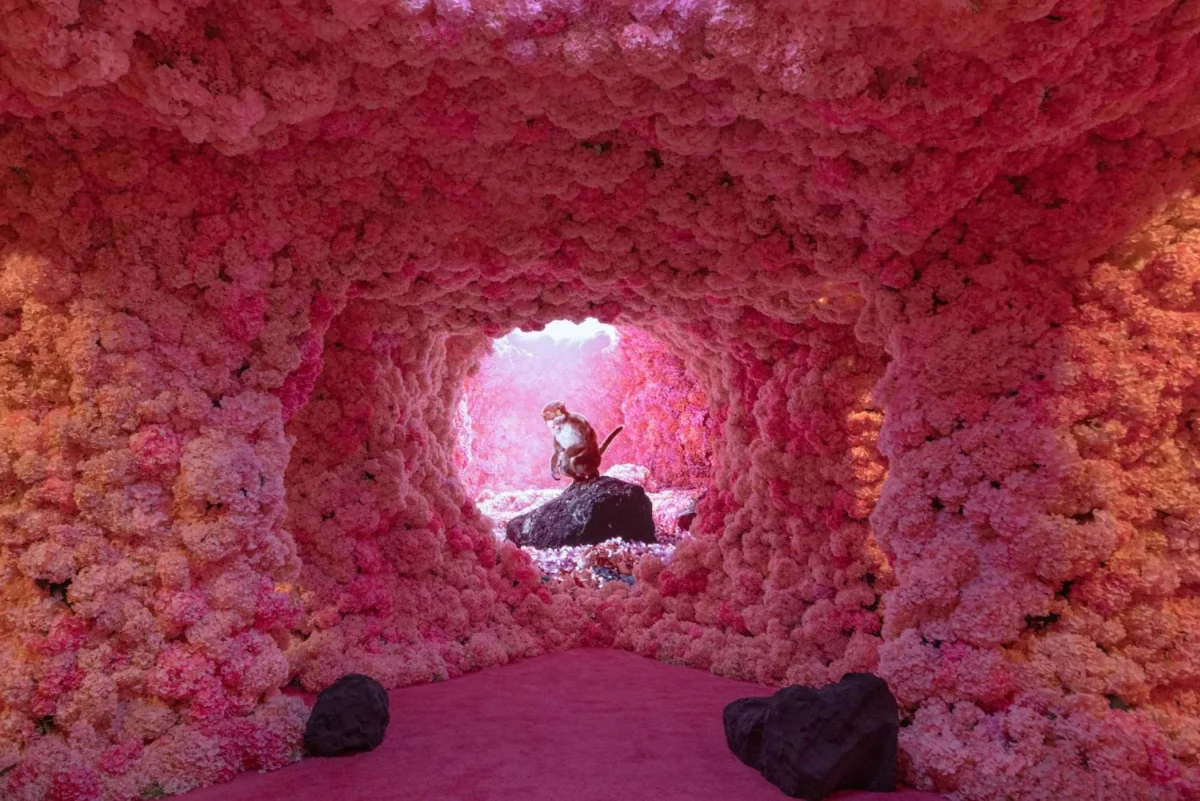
[{"left": 542, "top": 401, "right": 624, "bottom": 483}]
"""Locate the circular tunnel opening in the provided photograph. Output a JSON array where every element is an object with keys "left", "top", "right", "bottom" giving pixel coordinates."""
[
  {"left": 455, "top": 317, "right": 713, "bottom": 584},
  {"left": 274, "top": 290, "right": 894, "bottom": 694}
]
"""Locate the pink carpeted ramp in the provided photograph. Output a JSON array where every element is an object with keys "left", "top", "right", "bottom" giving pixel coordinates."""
[{"left": 183, "top": 649, "right": 942, "bottom": 801}]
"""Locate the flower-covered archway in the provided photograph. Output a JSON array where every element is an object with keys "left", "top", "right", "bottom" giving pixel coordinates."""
[{"left": 0, "top": 2, "right": 1197, "bottom": 799}]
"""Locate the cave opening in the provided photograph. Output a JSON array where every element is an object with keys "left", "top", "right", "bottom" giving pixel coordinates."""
[
  {"left": 273, "top": 285, "right": 893, "bottom": 696},
  {"left": 454, "top": 316, "right": 713, "bottom": 584}
]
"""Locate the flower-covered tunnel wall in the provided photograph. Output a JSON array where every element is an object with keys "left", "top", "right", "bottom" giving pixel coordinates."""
[{"left": 0, "top": 2, "right": 1198, "bottom": 800}]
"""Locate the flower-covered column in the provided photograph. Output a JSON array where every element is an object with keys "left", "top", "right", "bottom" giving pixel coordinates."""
[
  {"left": 868, "top": 193, "right": 1200, "bottom": 797},
  {"left": 0, "top": 238, "right": 309, "bottom": 799}
]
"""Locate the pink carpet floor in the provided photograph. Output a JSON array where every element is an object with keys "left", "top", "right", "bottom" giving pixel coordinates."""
[{"left": 183, "top": 649, "right": 944, "bottom": 801}]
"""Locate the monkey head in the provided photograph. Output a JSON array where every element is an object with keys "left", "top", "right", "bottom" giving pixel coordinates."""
[{"left": 542, "top": 401, "right": 568, "bottom": 423}]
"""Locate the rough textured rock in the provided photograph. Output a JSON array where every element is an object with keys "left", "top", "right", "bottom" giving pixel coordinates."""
[
  {"left": 723, "top": 674, "right": 899, "bottom": 800},
  {"left": 303, "top": 674, "right": 391, "bottom": 757},
  {"left": 506, "top": 477, "right": 656, "bottom": 549}
]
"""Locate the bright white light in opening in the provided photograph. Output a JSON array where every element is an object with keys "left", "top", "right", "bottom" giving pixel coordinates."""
[{"left": 497, "top": 318, "right": 619, "bottom": 349}]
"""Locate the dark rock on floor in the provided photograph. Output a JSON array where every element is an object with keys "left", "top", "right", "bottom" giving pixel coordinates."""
[
  {"left": 723, "top": 673, "right": 899, "bottom": 800},
  {"left": 506, "top": 476, "right": 656, "bottom": 549},
  {"left": 304, "top": 673, "right": 390, "bottom": 757}
]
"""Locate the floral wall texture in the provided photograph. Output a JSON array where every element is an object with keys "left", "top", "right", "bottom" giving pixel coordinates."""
[{"left": 0, "top": 1, "right": 1197, "bottom": 800}]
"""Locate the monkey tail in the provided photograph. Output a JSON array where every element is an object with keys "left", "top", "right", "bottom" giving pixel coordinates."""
[{"left": 598, "top": 425, "right": 624, "bottom": 456}]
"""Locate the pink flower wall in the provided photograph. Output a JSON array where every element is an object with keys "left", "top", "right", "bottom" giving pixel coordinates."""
[
  {"left": 0, "top": 1, "right": 1197, "bottom": 800},
  {"left": 612, "top": 327, "right": 714, "bottom": 491}
]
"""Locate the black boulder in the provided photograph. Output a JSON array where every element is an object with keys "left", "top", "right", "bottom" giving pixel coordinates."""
[
  {"left": 723, "top": 673, "right": 899, "bottom": 800},
  {"left": 506, "top": 476, "right": 656, "bottom": 549},
  {"left": 303, "top": 673, "right": 390, "bottom": 757}
]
